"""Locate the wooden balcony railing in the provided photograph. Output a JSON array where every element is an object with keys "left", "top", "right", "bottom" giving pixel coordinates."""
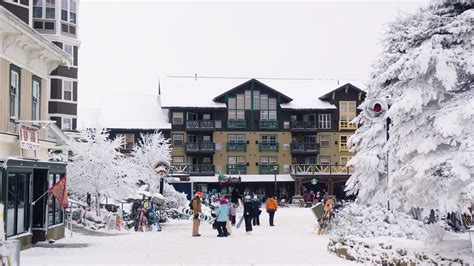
[
  {"left": 227, "top": 142, "right": 247, "bottom": 152},
  {"left": 259, "top": 164, "right": 279, "bottom": 174},
  {"left": 339, "top": 120, "right": 358, "bottom": 130},
  {"left": 290, "top": 142, "right": 320, "bottom": 153},
  {"left": 259, "top": 120, "right": 278, "bottom": 129},
  {"left": 227, "top": 120, "right": 246, "bottom": 129},
  {"left": 290, "top": 121, "right": 317, "bottom": 131},
  {"left": 226, "top": 164, "right": 247, "bottom": 175},
  {"left": 185, "top": 142, "right": 215, "bottom": 153},
  {"left": 290, "top": 164, "right": 354, "bottom": 176},
  {"left": 189, "top": 164, "right": 215, "bottom": 175},
  {"left": 259, "top": 142, "right": 279, "bottom": 152},
  {"left": 186, "top": 120, "right": 215, "bottom": 130}
]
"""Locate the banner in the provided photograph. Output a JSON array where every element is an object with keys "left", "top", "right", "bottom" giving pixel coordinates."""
[
  {"left": 19, "top": 125, "right": 40, "bottom": 150},
  {"left": 217, "top": 173, "right": 241, "bottom": 184},
  {"left": 49, "top": 176, "right": 69, "bottom": 210}
]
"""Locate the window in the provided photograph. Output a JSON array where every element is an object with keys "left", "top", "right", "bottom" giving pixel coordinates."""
[
  {"left": 64, "top": 44, "right": 73, "bottom": 59},
  {"left": 187, "top": 112, "right": 197, "bottom": 121},
  {"left": 261, "top": 135, "right": 277, "bottom": 143},
  {"left": 61, "top": 0, "right": 68, "bottom": 21},
  {"left": 253, "top": 91, "right": 260, "bottom": 110},
  {"left": 117, "top": 133, "right": 134, "bottom": 150},
  {"left": 228, "top": 134, "right": 245, "bottom": 143},
  {"left": 172, "top": 134, "right": 183, "bottom": 146},
  {"left": 236, "top": 94, "right": 244, "bottom": 109},
  {"left": 319, "top": 114, "right": 331, "bottom": 129},
  {"left": 320, "top": 156, "right": 331, "bottom": 165},
  {"left": 69, "top": 0, "right": 77, "bottom": 24},
  {"left": 48, "top": 174, "right": 64, "bottom": 227},
  {"left": 172, "top": 156, "right": 185, "bottom": 164},
  {"left": 260, "top": 94, "right": 277, "bottom": 121},
  {"left": 63, "top": 80, "right": 72, "bottom": 101},
  {"left": 32, "top": 77, "right": 41, "bottom": 123},
  {"left": 7, "top": 174, "right": 30, "bottom": 236},
  {"left": 62, "top": 117, "right": 72, "bottom": 130},
  {"left": 203, "top": 135, "right": 211, "bottom": 142},
  {"left": 46, "top": 0, "right": 55, "bottom": 19},
  {"left": 172, "top": 112, "right": 183, "bottom": 124},
  {"left": 260, "top": 156, "right": 277, "bottom": 165},
  {"left": 228, "top": 156, "right": 245, "bottom": 164},
  {"left": 203, "top": 157, "right": 212, "bottom": 164},
  {"left": 228, "top": 96, "right": 245, "bottom": 120},
  {"left": 339, "top": 101, "right": 357, "bottom": 129},
  {"left": 203, "top": 114, "right": 211, "bottom": 120},
  {"left": 10, "top": 66, "right": 20, "bottom": 119},
  {"left": 319, "top": 134, "right": 331, "bottom": 148},
  {"left": 245, "top": 91, "right": 251, "bottom": 110},
  {"left": 33, "top": 0, "right": 42, "bottom": 18},
  {"left": 340, "top": 135, "right": 350, "bottom": 152},
  {"left": 340, "top": 156, "right": 352, "bottom": 166}
]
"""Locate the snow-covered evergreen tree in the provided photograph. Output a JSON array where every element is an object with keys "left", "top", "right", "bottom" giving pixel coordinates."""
[
  {"left": 66, "top": 128, "right": 130, "bottom": 199},
  {"left": 346, "top": 1, "right": 473, "bottom": 214}
]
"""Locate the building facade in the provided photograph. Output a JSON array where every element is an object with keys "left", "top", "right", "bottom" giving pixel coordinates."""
[
  {"left": 0, "top": 3, "right": 71, "bottom": 248},
  {"left": 160, "top": 77, "right": 365, "bottom": 200}
]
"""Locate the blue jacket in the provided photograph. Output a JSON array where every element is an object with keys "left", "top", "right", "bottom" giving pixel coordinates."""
[{"left": 216, "top": 204, "right": 229, "bottom": 222}]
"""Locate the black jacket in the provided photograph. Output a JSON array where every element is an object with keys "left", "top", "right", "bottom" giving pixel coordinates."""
[{"left": 243, "top": 201, "right": 253, "bottom": 217}]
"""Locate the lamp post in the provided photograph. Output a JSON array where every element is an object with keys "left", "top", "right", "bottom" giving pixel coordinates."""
[{"left": 273, "top": 165, "right": 278, "bottom": 198}]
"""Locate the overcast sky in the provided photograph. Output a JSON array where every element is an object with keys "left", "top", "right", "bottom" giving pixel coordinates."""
[{"left": 77, "top": 1, "right": 427, "bottom": 128}]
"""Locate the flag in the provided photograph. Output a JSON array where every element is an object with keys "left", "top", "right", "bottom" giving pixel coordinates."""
[{"left": 49, "top": 176, "right": 69, "bottom": 210}]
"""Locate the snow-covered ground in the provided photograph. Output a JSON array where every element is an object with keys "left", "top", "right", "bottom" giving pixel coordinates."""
[{"left": 22, "top": 207, "right": 354, "bottom": 265}]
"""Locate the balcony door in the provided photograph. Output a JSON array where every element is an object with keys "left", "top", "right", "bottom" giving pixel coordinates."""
[
  {"left": 187, "top": 135, "right": 197, "bottom": 143},
  {"left": 303, "top": 114, "right": 316, "bottom": 122},
  {"left": 303, "top": 135, "right": 316, "bottom": 143},
  {"left": 187, "top": 113, "right": 198, "bottom": 121}
]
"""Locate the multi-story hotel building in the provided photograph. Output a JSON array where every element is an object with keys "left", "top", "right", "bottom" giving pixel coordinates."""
[
  {"left": 158, "top": 76, "right": 365, "bottom": 200},
  {"left": 0, "top": 2, "right": 72, "bottom": 248}
]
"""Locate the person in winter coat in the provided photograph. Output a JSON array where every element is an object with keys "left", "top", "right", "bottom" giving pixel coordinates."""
[
  {"left": 243, "top": 195, "right": 253, "bottom": 233},
  {"left": 191, "top": 192, "right": 202, "bottom": 237},
  {"left": 251, "top": 195, "right": 262, "bottom": 226},
  {"left": 266, "top": 196, "right": 278, "bottom": 226},
  {"left": 315, "top": 191, "right": 322, "bottom": 204},
  {"left": 216, "top": 198, "right": 229, "bottom": 237},
  {"left": 228, "top": 202, "right": 237, "bottom": 226}
]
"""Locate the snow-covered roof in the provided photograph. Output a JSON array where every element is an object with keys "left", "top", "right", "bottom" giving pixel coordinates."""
[
  {"left": 83, "top": 93, "right": 171, "bottom": 130},
  {"left": 189, "top": 174, "right": 294, "bottom": 183},
  {"left": 160, "top": 76, "right": 365, "bottom": 109}
]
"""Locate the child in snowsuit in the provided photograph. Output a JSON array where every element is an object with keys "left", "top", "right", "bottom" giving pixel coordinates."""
[
  {"left": 251, "top": 195, "right": 261, "bottom": 226},
  {"left": 229, "top": 202, "right": 237, "bottom": 226},
  {"left": 216, "top": 198, "right": 229, "bottom": 237}
]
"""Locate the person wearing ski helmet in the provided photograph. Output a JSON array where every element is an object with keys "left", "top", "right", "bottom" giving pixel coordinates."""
[
  {"left": 243, "top": 195, "right": 253, "bottom": 233},
  {"left": 191, "top": 192, "right": 203, "bottom": 237}
]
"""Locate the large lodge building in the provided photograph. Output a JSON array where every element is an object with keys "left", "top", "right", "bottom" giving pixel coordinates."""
[{"left": 107, "top": 76, "right": 366, "bottom": 201}]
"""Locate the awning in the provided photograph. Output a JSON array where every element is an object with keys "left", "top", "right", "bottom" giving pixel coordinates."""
[{"left": 189, "top": 174, "right": 294, "bottom": 183}]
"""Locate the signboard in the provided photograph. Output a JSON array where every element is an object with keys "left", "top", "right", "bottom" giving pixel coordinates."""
[
  {"left": 154, "top": 161, "right": 170, "bottom": 177},
  {"left": 311, "top": 178, "right": 318, "bottom": 185},
  {"left": 217, "top": 173, "right": 241, "bottom": 184},
  {"left": 19, "top": 125, "right": 39, "bottom": 150}
]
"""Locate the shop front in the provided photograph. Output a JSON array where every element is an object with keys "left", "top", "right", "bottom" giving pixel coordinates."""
[{"left": 0, "top": 158, "right": 67, "bottom": 249}]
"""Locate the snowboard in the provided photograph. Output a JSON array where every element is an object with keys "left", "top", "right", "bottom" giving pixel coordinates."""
[
  {"left": 311, "top": 202, "right": 324, "bottom": 220},
  {"left": 236, "top": 215, "right": 245, "bottom": 229}
]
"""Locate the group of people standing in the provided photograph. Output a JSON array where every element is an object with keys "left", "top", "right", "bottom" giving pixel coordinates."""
[{"left": 190, "top": 191, "right": 279, "bottom": 237}]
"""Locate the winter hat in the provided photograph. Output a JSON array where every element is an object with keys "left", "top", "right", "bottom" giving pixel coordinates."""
[
  {"left": 220, "top": 198, "right": 227, "bottom": 204},
  {"left": 244, "top": 195, "right": 251, "bottom": 200},
  {"left": 195, "top": 192, "right": 202, "bottom": 198}
]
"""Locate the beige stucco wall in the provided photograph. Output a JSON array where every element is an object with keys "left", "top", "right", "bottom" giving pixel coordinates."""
[
  {"left": 0, "top": 57, "right": 53, "bottom": 161},
  {"left": 317, "top": 132, "right": 354, "bottom": 165}
]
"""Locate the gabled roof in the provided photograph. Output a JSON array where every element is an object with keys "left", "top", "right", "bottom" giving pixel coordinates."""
[
  {"left": 213, "top": 79, "right": 293, "bottom": 104},
  {"left": 161, "top": 76, "right": 365, "bottom": 110},
  {"left": 319, "top": 83, "right": 365, "bottom": 100}
]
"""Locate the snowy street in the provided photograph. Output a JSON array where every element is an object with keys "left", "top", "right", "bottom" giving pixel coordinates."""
[{"left": 22, "top": 207, "right": 353, "bottom": 265}]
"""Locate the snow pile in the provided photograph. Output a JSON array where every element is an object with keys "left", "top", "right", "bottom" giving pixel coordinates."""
[{"left": 330, "top": 204, "right": 427, "bottom": 240}]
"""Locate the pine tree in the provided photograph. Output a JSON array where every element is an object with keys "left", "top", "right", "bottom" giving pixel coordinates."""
[{"left": 346, "top": 1, "right": 473, "bottom": 214}]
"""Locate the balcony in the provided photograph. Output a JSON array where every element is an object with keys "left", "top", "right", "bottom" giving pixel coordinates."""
[
  {"left": 226, "top": 164, "right": 247, "bottom": 175},
  {"left": 185, "top": 120, "right": 215, "bottom": 131},
  {"left": 259, "top": 120, "right": 278, "bottom": 130},
  {"left": 185, "top": 142, "right": 215, "bottom": 154},
  {"left": 259, "top": 164, "right": 279, "bottom": 174},
  {"left": 339, "top": 121, "right": 358, "bottom": 130},
  {"left": 170, "top": 164, "right": 190, "bottom": 176},
  {"left": 339, "top": 144, "right": 350, "bottom": 152},
  {"left": 290, "top": 121, "right": 318, "bottom": 132},
  {"left": 189, "top": 164, "right": 215, "bottom": 176},
  {"left": 227, "top": 142, "right": 247, "bottom": 152},
  {"left": 290, "top": 164, "right": 354, "bottom": 176},
  {"left": 227, "top": 120, "right": 246, "bottom": 129},
  {"left": 290, "top": 142, "right": 320, "bottom": 154},
  {"left": 259, "top": 142, "right": 279, "bottom": 152}
]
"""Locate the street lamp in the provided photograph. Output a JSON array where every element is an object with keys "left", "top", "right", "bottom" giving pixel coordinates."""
[{"left": 273, "top": 165, "right": 279, "bottom": 198}]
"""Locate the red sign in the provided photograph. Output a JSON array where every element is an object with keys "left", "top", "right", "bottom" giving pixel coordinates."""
[{"left": 19, "top": 125, "right": 39, "bottom": 150}]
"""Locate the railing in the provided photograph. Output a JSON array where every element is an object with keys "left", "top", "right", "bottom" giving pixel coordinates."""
[
  {"left": 185, "top": 120, "right": 215, "bottom": 130},
  {"left": 189, "top": 164, "right": 215, "bottom": 175},
  {"left": 339, "top": 120, "right": 358, "bottom": 130},
  {"left": 259, "top": 120, "right": 278, "bottom": 129},
  {"left": 339, "top": 144, "right": 350, "bottom": 152},
  {"left": 259, "top": 164, "right": 278, "bottom": 174},
  {"left": 227, "top": 142, "right": 247, "bottom": 152},
  {"left": 226, "top": 164, "right": 247, "bottom": 175},
  {"left": 290, "top": 142, "right": 320, "bottom": 153},
  {"left": 290, "top": 164, "right": 354, "bottom": 175},
  {"left": 259, "top": 142, "right": 279, "bottom": 152},
  {"left": 290, "top": 121, "right": 317, "bottom": 131},
  {"left": 185, "top": 142, "right": 215, "bottom": 153},
  {"left": 227, "top": 120, "right": 246, "bottom": 129},
  {"left": 170, "top": 164, "right": 190, "bottom": 176}
]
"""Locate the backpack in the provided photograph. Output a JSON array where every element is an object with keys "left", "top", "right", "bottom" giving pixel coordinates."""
[{"left": 189, "top": 199, "right": 194, "bottom": 210}]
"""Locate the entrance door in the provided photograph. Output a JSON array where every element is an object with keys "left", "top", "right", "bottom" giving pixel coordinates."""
[{"left": 32, "top": 169, "right": 48, "bottom": 243}]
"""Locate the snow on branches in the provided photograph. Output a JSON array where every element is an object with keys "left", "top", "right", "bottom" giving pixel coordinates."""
[{"left": 346, "top": 1, "right": 473, "bottom": 214}]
